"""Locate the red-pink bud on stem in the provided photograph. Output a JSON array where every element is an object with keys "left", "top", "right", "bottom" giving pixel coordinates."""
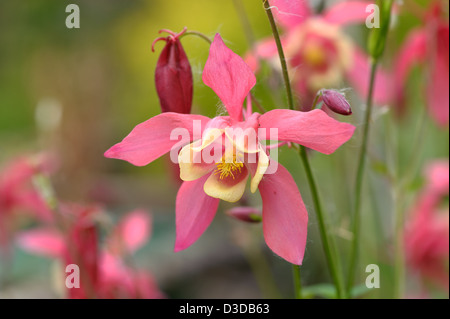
[
  {"left": 226, "top": 207, "right": 262, "bottom": 223},
  {"left": 152, "top": 27, "right": 193, "bottom": 114},
  {"left": 321, "top": 89, "right": 352, "bottom": 116}
]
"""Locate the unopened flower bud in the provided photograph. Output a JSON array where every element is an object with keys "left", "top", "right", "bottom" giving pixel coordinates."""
[
  {"left": 226, "top": 206, "right": 262, "bottom": 223},
  {"left": 368, "top": 0, "right": 393, "bottom": 61},
  {"left": 321, "top": 89, "right": 352, "bottom": 115},
  {"left": 152, "top": 27, "right": 193, "bottom": 114}
]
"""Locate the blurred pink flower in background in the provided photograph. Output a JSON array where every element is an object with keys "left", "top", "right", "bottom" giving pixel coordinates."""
[
  {"left": 105, "top": 33, "right": 355, "bottom": 265},
  {"left": 17, "top": 206, "right": 163, "bottom": 299},
  {"left": 100, "top": 210, "right": 162, "bottom": 298},
  {"left": 393, "top": 1, "right": 449, "bottom": 126},
  {"left": 405, "top": 160, "right": 449, "bottom": 293},
  {"left": 248, "top": 0, "right": 391, "bottom": 108},
  {"left": 0, "top": 154, "right": 54, "bottom": 255},
  {"left": 17, "top": 204, "right": 100, "bottom": 298}
]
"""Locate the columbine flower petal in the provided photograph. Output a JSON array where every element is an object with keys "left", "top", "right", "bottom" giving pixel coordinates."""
[
  {"left": 427, "top": 25, "right": 449, "bottom": 126},
  {"left": 175, "top": 174, "right": 220, "bottom": 252},
  {"left": 178, "top": 142, "right": 217, "bottom": 181},
  {"left": 346, "top": 46, "right": 392, "bottom": 106},
  {"left": 323, "top": 1, "right": 373, "bottom": 25},
  {"left": 250, "top": 147, "right": 270, "bottom": 193},
  {"left": 203, "top": 162, "right": 249, "bottom": 203},
  {"left": 202, "top": 34, "right": 256, "bottom": 121},
  {"left": 270, "top": 0, "right": 312, "bottom": 30},
  {"left": 258, "top": 109, "right": 355, "bottom": 154},
  {"left": 108, "top": 210, "right": 151, "bottom": 254},
  {"left": 104, "top": 113, "right": 210, "bottom": 166},
  {"left": 258, "top": 162, "right": 308, "bottom": 265},
  {"left": 393, "top": 30, "right": 427, "bottom": 108},
  {"left": 16, "top": 228, "right": 65, "bottom": 258}
]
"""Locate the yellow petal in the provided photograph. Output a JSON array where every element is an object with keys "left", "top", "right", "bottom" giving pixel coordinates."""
[
  {"left": 204, "top": 165, "right": 249, "bottom": 203},
  {"left": 250, "top": 147, "right": 269, "bottom": 193},
  {"left": 224, "top": 127, "right": 260, "bottom": 154},
  {"left": 191, "top": 128, "right": 224, "bottom": 152},
  {"left": 178, "top": 142, "right": 216, "bottom": 181}
]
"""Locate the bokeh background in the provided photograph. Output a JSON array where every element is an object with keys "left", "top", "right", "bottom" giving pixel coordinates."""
[{"left": 0, "top": 0, "right": 448, "bottom": 298}]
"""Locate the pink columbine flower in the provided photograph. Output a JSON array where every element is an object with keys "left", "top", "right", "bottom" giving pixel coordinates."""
[
  {"left": 16, "top": 204, "right": 99, "bottom": 298},
  {"left": 0, "top": 155, "right": 53, "bottom": 254},
  {"left": 17, "top": 207, "right": 163, "bottom": 299},
  {"left": 98, "top": 252, "right": 163, "bottom": 299},
  {"left": 100, "top": 210, "right": 163, "bottom": 299},
  {"left": 393, "top": 1, "right": 449, "bottom": 126},
  {"left": 104, "top": 34, "right": 355, "bottom": 265},
  {"left": 248, "top": 0, "right": 390, "bottom": 108},
  {"left": 405, "top": 160, "right": 449, "bottom": 292},
  {"left": 20, "top": 203, "right": 101, "bottom": 299}
]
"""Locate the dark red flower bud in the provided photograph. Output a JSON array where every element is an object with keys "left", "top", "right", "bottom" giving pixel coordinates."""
[
  {"left": 321, "top": 89, "right": 352, "bottom": 115},
  {"left": 226, "top": 206, "right": 262, "bottom": 223},
  {"left": 152, "top": 28, "right": 193, "bottom": 114}
]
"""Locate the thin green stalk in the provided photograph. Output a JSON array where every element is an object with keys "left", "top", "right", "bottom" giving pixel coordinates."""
[
  {"left": 243, "top": 242, "right": 283, "bottom": 299},
  {"left": 232, "top": 0, "right": 257, "bottom": 49},
  {"left": 292, "top": 265, "right": 302, "bottom": 299},
  {"left": 262, "top": 0, "right": 295, "bottom": 111},
  {"left": 393, "top": 187, "right": 405, "bottom": 299},
  {"left": 346, "top": 62, "right": 378, "bottom": 294},
  {"left": 182, "top": 31, "right": 212, "bottom": 44},
  {"left": 311, "top": 92, "right": 322, "bottom": 110},
  {"left": 391, "top": 97, "right": 428, "bottom": 299},
  {"left": 263, "top": 0, "right": 345, "bottom": 299},
  {"left": 317, "top": 0, "right": 327, "bottom": 14},
  {"left": 251, "top": 94, "right": 267, "bottom": 113},
  {"left": 299, "top": 147, "right": 345, "bottom": 299}
]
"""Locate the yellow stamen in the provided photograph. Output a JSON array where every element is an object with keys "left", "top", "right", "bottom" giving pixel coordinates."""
[
  {"left": 303, "top": 43, "right": 326, "bottom": 67},
  {"left": 215, "top": 154, "right": 244, "bottom": 180}
]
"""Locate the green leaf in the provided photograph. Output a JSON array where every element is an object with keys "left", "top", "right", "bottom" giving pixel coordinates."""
[
  {"left": 301, "top": 284, "right": 338, "bottom": 299},
  {"left": 372, "top": 161, "right": 389, "bottom": 176},
  {"left": 350, "top": 284, "right": 372, "bottom": 299}
]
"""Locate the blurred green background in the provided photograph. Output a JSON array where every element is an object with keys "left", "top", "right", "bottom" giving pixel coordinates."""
[{"left": 0, "top": 0, "right": 448, "bottom": 299}]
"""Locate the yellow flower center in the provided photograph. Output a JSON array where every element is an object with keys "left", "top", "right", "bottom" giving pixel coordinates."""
[
  {"left": 303, "top": 43, "right": 326, "bottom": 67},
  {"left": 215, "top": 155, "right": 244, "bottom": 180}
]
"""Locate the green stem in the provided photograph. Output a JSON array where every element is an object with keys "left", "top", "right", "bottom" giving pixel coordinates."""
[
  {"left": 182, "top": 31, "right": 212, "bottom": 44},
  {"left": 263, "top": 0, "right": 345, "bottom": 299},
  {"left": 346, "top": 61, "right": 378, "bottom": 295},
  {"left": 317, "top": 0, "right": 327, "bottom": 14},
  {"left": 251, "top": 94, "right": 267, "bottom": 113},
  {"left": 400, "top": 105, "right": 427, "bottom": 188},
  {"left": 242, "top": 242, "right": 282, "bottom": 299},
  {"left": 292, "top": 265, "right": 302, "bottom": 299},
  {"left": 311, "top": 91, "right": 322, "bottom": 110},
  {"left": 262, "top": 0, "right": 295, "bottom": 111},
  {"left": 232, "top": 0, "right": 256, "bottom": 49},
  {"left": 299, "top": 147, "right": 345, "bottom": 299},
  {"left": 393, "top": 186, "right": 405, "bottom": 299}
]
